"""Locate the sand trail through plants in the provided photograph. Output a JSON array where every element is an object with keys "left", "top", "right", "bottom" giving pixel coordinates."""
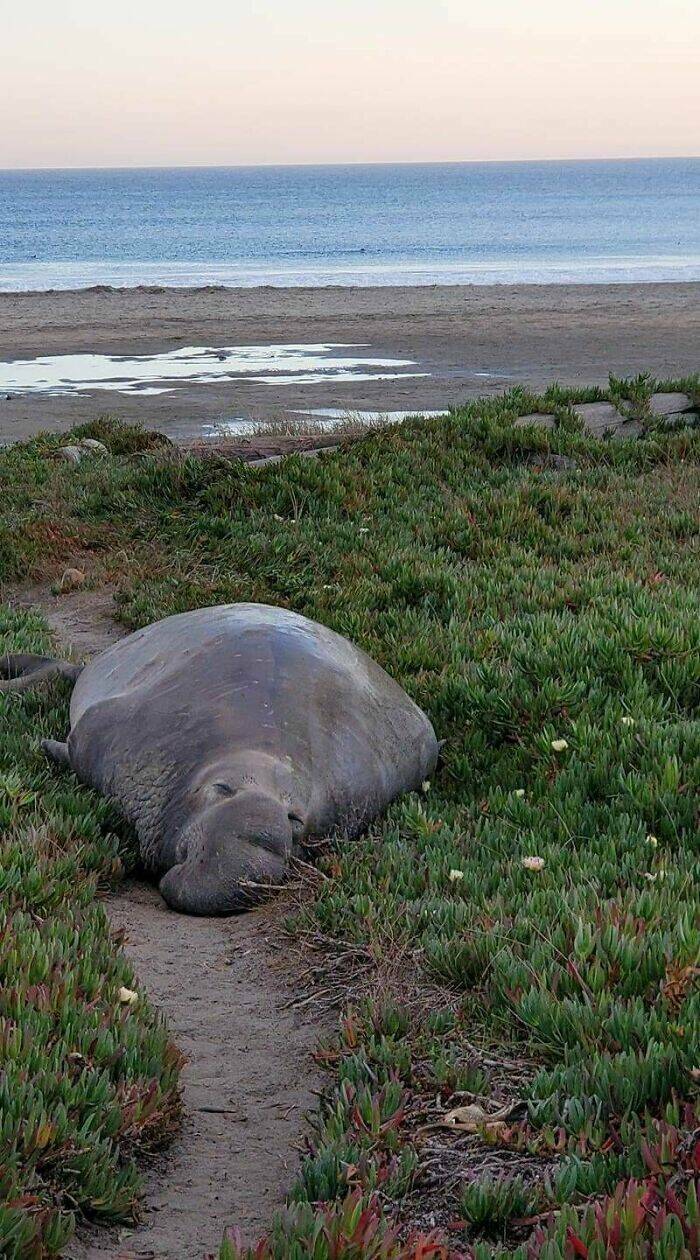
[
  {"left": 7, "top": 584, "right": 325, "bottom": 1259},
  {"left": 69, "top": 884, "right": 322, "bottom": 1260}
]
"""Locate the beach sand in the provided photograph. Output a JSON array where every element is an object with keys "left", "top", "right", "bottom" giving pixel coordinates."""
[{"left": 1, "top": 282, "right": 698, "bottom": 442}]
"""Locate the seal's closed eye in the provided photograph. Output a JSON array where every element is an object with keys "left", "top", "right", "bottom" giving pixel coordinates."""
[{"left": 213, "top": 783, "right": 237, "bottom": 798}]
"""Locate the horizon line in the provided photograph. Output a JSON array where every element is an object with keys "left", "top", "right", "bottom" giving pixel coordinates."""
[{"left": 1, "top": 154, "right": 699, "bottom": 175}]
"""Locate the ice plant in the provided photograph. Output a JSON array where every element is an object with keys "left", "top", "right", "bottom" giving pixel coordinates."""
[{"left": 2, "top": 387, "right": 699, "bottom": 1258}]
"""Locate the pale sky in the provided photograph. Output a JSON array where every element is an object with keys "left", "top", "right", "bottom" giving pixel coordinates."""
[{"left": 2, "top": 0, "right": 699, "bottom": 168}]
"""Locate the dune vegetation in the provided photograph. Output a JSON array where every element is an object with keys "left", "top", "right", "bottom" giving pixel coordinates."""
[{"left": 0, "top": 380, "right": 698, "bottom": 1258}]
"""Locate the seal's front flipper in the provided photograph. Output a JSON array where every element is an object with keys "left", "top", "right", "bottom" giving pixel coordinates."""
[
  {"left": 0, "top": 654, "right": 82, "bottom": 694},
  {"left": 42, "top": 739, "right": 71, "bottom": 770}
]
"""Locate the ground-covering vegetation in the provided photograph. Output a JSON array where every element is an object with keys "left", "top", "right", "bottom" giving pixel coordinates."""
[
  {"left": 0, "top": 610, "right": 182, "bottom": 1257},
  {"left": 0, "top": 377, "right": 698, "bottom": 1257}
]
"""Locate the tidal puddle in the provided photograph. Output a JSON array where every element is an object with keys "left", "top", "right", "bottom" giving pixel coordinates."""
[
  {"left": 296, "top": 407, "right": 448, "bottom": 424},
  {"left": 0, "top": 344, "right": 422, "bottom": 397},
  {"left": 207, "top": 408, "right": 448, "bottom": 437}
]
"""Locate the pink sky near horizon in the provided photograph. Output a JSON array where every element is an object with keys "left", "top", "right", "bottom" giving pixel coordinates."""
[{"left": 2, "top": 0, "right": 699, "bottom": 169}]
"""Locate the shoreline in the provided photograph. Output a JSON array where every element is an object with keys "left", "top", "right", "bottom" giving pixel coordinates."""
[
  {"left": 4, "top": 270, "right": 700, "bottom": 297},
  {"left": 1, "top": 281, "right": 697, "bottom": 443},
  {"left": 3, "top": 275, "right": 700, "bottom": 300}
]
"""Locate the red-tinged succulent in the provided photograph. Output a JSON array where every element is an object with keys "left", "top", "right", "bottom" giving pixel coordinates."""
[
  {"left": 519, "top": 1176, "right": 699, "bottom": 1259},
  {"left": 215, "top": 1191, "right": 461, "bottom": 1260}
]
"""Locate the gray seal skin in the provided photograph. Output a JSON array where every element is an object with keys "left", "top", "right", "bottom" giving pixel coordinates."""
[{"left": 21, "top": 604, "right": 438, "bottom": 915}]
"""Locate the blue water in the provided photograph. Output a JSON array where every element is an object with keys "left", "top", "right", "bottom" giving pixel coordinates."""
[{"left": 1, "top": 160, "right": 699, "bottom": 291}]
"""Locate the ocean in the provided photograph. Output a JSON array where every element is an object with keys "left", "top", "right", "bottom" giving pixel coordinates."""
[{"left": 1, "top": 159, "right": 699, "bottom": 292}]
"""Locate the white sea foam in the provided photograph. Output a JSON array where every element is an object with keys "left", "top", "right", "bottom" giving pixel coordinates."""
[{"left": 2, "top": 255, "right": 700, "bottom": 291}]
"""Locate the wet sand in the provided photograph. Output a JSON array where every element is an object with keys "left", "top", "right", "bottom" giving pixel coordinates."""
[{"left": 1, "top": 283, "right": 698, "bottom": 442}]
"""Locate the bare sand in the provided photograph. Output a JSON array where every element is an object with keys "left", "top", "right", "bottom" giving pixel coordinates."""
[{"left": 1, "top": 283, "right": 698, "bottom": 442}]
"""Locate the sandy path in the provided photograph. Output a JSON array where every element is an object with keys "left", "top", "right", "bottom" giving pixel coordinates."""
[
  {"left": 69, "top": 887, "right": 321, "bottom": 1260},
  {"left": 7, "top": 585, "right": 324, "bottom": 1260},
  {"left": 1, "top": 282, "right": 697, "bottom": 442}
]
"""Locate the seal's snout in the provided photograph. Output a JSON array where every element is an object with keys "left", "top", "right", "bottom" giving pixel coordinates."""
[{"left": 158, "top": 788, "right": 295, "bottom": 916}]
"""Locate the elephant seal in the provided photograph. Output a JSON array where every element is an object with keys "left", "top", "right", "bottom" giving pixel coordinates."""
[{"left": 2, "top": 604, "right": 438, "bottom": 915}]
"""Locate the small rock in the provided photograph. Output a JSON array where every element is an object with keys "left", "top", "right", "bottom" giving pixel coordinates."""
[
  {"left": 56, "top": 439, "right": 109, "bottom": 464},
  {"left": 523, "top": 452, "right": 578, "bottom": 471},
  {"left": 513, "top": 413, "right": 555, "bottom": 430},
  {"left": 545, "top": 453, "right": 578, "bottom": 470},
  {"left": 59, "top": 568, "right": 86, "bottom": 592},
  {"left": 57, "top": 445, "right": 84, "bottom": 464},
  {"left": 649, "top": 392, "right": 692, "bottom": 416},
  {"left": 574, "top": 402, "right": 632, "bottom": 435},
  {"left": 78, "top": 438, "right": 109, "bottom": 455}
]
